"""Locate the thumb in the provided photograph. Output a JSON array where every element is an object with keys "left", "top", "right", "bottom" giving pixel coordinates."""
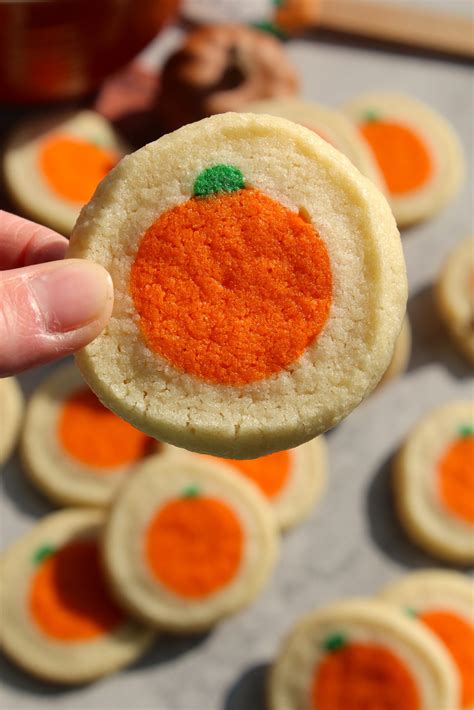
[{"left": 0, "top": 259, "right": 113, "bottom": 376}]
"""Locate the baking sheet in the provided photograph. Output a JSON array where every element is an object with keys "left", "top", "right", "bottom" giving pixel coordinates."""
[{"left": 1, "top": 20, "right": 473, "bottom": 710}]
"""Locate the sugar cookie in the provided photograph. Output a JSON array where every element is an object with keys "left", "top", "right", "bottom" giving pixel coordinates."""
[
  {"left": 199, "top": 437, "right": 327, "bottom": 531},
  {"left": 0, "top": 509, "right": 153, "bottom": 684},
  {"left": 377, "top": 316, "right": 411, "bottom": 388},
  {"left": 21, "top": 363, "right": 161, "bottom": 507},
  {"left": 246, "top": 98, "right": 384, "bottom": 189},
  {"left": 3, "top": 110, "right": 128, "bottom": 235},
  {"left": 381, "top": 571, "right": 474, "bottom": 709},
  {"left": 68, "top": 112, "right": 406, "bottom": 458},
  {"left": 0, "top": 376, "right": 23, "bottom": 467},
  {"left": 393, "top": 401, "right": 474, "bottom": 563},
  {"left": 268, "top": 598, "right": 459, "bottom": 710},
  {"left": 436, "top": 237, "right": 474, "bottom": 365},
  {"left": 343, "top": 92, "right": 464, "bottom": 227},
  {"left": 103, "top": 455, "right": 278, "bottom": 631}
]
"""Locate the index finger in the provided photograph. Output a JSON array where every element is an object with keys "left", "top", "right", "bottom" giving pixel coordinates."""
[{"left": 0, "top": 210, "right": 68, "bottom": 270}]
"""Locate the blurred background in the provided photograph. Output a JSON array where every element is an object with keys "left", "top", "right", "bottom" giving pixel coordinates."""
[{"left": 0, "top": 1, "right": 473, "bottom": 709}]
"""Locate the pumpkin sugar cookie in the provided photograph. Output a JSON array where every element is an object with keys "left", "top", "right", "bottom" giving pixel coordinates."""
[
  {"left": 3, "top": 110, "right": 128, "bottom": 235},
  {"left": 377, "top": 316, "right": 411, "bottom": 389},
  {"left": 436, "top": 237, "right": 474, "bottom": 365},
  {"left": 21, "top": 363, "right": 161, "bottom": 507},
  {"left": 343, "top": 93, "right": 464, "bottom": 227},
  {"left": 69, "top": 112, "right": 406, "bottom": 458},
  {"left": 268, "top": 598, "right": 459, "bottom": 710},
  {"left": 199, "top": 437, "right": 327, "bottom": 531},
  {"left": 246, "top": 98, "right": 384, "bottom": 189},
  {"left": 103, "top": 455, "right": 278, "bottom": 631},
  {"left": 394, "top": 401, "right": 474, "bottom": 564},
  {"left": 381, "top": 571, "right": 474, "bottom": 710},
  {"left": 0, "top": 377, "right": 23, "bottom": 467},
  {"left": 0, "top": 509, "right": 153, "bottom": 684}
]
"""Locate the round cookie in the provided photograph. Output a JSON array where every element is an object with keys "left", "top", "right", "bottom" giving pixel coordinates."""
[
  {"left": 381, "top": 571, "right": 474, "bottom": 709},
  {"left": 0, "top": 377, "right": 23, "bottom": 467},
  {"left": 199, "top": 437, "right": 327, "bottom": 531},
  {"left": 0, "top": 509, "right": 154, "bottom": 684},
  {"left": 21, "top": 363, "right": 161, "bottom": 507},
  {"left": 103, "top": 455, "right": 278, "bottom": 632},
  {"left": 268, "top": 598, "right": 459, "bottom": 710},
  {"left": 377, "top": 316, "right": 411, "bottom": 388},
  {"left": 68, "top": 112, "right": 406, "bottom": 458},
  {"left": 436, "top": 236, "right": 474, "bottom": 365},
  {"left": 343, "top": 92, "right": 464, "bottom": 227},
  {"left": 246, "top": 98, "right": 385, "bottom": 189},
  {"left": 3, "top": 110, "right": 128, "bottom": 235},
  {"left": 393, "top": 401, "right": 474, "bottom": 563},
  {"left": 157, "top": 25, "right": 298, "bottom": 131}
]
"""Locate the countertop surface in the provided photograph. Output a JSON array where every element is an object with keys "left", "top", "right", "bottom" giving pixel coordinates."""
[{"left": 1, "top": 10, "right": 473, "bottom": 710}]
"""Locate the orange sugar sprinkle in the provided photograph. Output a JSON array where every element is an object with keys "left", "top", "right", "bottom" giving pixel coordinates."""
[
  {"left": 437, "top": 435, "right": 474, "bottom": 524},
  {"left": 39, "top": 134, "right": 117, "bottom": 203},
  {"left": 421, "top": 610, "right": 474, "bottom": 708},
  {"left": 312, "top": 642, "right": 420, "bottom": 710},
  {"left": 145, "top": 496, "right": 243, "bottom": 598},
  {"left": 58, "top": 388, "right": 154, "bottom": 470},
  {"left": 360, "top": 120, "right": 432, "bottom": 195},
  {"left": 219, "top": 450, "right": 291, "bottom": 499},
  {"left": 29, "top": 540, "right": 124, "bottom": 641},
  {"left": 130, "top": 188, "right": 332, "bottom": 385}
]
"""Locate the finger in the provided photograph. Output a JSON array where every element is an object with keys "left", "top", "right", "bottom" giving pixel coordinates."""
[
  {"left": 0, "top": 259, "right": 113, "bottom": 376},
  {"left": 0, "top": 210, "right": 68, "bottom": 270}
]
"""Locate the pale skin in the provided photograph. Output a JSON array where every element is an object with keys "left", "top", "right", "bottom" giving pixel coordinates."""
[{"left": 0, "top": 210, "right": 113, "bottom": 377}]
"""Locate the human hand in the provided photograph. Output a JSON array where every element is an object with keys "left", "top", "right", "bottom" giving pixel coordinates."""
[{"left": 0, "top": 211, "right": 113, "bottom": 377}]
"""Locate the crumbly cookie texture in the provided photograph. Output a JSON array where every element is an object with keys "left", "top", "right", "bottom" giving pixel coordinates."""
[
  {"left": 436, "top": 237, "right": 474, "bottom": 365},
  {"left": 246, "top": 98, "right": 385, "bottom": 190},
  {"left": 0, "top": 377, "right": 23, "bottom": 467},
  {"left": 3, "top": 110, "right": 128, "bottom": 235},
  {"left": 377, "top": 316, "right": 411, "bottom": 389},
  {"left": 20, "top": 363, "right": 165, "bottom": 507},
  {"left": 68, "top": 112, "right": 406, "bottom": 458},
  {"left": 268, "top": 598, "right": 459, "bottom": 710},
  {"left": 343, "top": 92, "right": 464, "bottom": 227},
  {"left": 0, "top": 509, "right": 154, "bottom": 684},
  {"left": 103, "top": 454, "right": 278, "bottom": 632},
  {"left": 393, "top": 401, "right": 474, "bottom": 564}
]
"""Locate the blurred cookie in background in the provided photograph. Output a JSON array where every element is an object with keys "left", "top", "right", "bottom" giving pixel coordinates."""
[
  {"left": 436, "top": 236, "right": 474, "bottom": 366},
  {"left": 0, "top": 509, "right": 154, "bottom": 684},
  {"left": 0, "top": 377, "right": 24, "bottom": 468},
  {"left": 380, "top": 570, "right": 474, "bottom": 710},
  {"left": 343, "top": 92, "right": 464, "bottom": 227},
  {"left": 197, "top": 436, "right": 327, "bottom": 532},
  {"left": 21, "top": 363, "right": 161, "bottom": 508},
  {"left": 377, "top": 316, "right": 411, "bottom": 389},
  {"left": 246, "top": 98, "right": 385, "bottom": 189},
  {"left": 157, "top": 24, "right": 299, "bottom": 131},
  {"left": 103, "top": 455, "right": 278, "bottom": 632},
  {"left": 268, "top": 598, "right": 459, "bottom": 710},
  {"left": 3, "top": 110, "right": 129, "bottom": 235},
  {"left": 393, "top": 401, "right": 474, "bottom": 564}
]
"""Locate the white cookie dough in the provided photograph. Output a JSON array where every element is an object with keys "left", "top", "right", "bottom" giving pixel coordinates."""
[
  {"left": 268, "top": 598, "right": 459, "bottom": 710},
  {"left": 246, "top": 98, "right": 385, "bottom": 189},
  {"left": 103, "top": 454, "right": 278, "bottom": 632},
  {"left": 436, "top": 236, "right": 474, "bottom": 365},
  {"left": 4, "top": 110, "right": 128, "bottom": 235},
  {"left": 343, "top": 92, "right": 464, "bottom": 227},
  {"left": 21, "top": 363, "right": 163, "bottom": 507},
  {"left": 68, "top": 112, "right": 406, "bottom": 459},
  {"left": 0, "top": 376, "right": 23, "bottom": 467},
  {"left": 393, "top": 401, "right": 474, "bottom": 563},
  {"left": 0, "top": 509, "right": 154, "bottom": 684}
]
